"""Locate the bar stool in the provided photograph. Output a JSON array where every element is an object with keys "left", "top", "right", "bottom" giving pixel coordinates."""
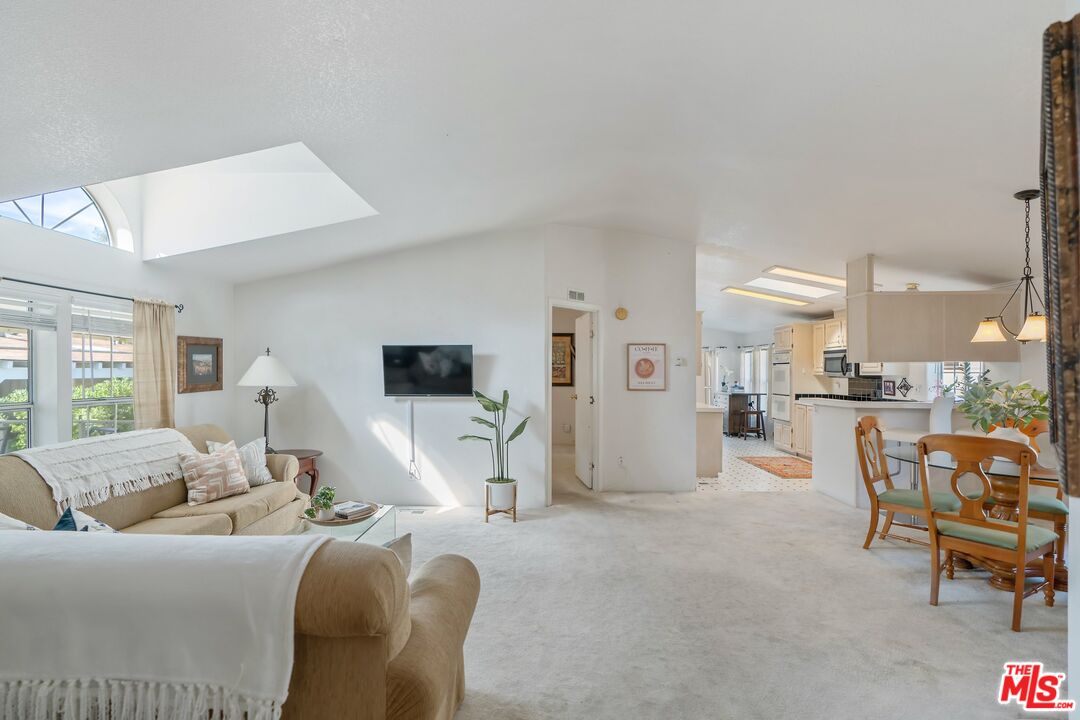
[{"left": 735, "top": 408, "right": 767, "bottom": 440}]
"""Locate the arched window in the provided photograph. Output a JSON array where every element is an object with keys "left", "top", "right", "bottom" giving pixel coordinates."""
[{"left": 0, "top": 187, "right": 111, "bottom": 245}]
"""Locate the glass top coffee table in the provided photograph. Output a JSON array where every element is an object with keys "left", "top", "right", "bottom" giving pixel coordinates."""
[{"left": 299, "top": 504, "right": 396, "bottom": 546}]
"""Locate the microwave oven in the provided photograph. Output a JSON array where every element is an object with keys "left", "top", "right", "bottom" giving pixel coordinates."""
[{"left": 823, "top": 349, "right": 857, "bottom": 378}]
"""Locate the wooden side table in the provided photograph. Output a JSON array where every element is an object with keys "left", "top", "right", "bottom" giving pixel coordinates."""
[{"left": 275, "top": 449, "right": 323, "bottom": 495}]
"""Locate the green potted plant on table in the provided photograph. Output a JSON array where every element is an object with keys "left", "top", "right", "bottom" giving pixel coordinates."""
[
  {"left": 305, "top": 485, "right": 337, "bottom": 521},
  {"left": 458, "top": 390, "right": 530, "bottom": 511},
  {"left": 957, "top": 381, "right": 1050, "bottom": 448}
]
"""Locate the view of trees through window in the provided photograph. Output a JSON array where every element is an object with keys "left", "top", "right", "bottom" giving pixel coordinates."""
[
  {"left": 71, "top": 331, "right": 134, "bottom": 440},
  {"left": 0, "top": 326, "right": 31, "bottom": 453},
  {"left": 0, "top": 327, "right": 133, "bottom": 453}
]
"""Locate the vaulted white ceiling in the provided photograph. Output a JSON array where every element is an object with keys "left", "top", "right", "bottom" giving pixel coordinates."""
[{"left": 0, "top": 1, "right": 1070, "bottom": 333}]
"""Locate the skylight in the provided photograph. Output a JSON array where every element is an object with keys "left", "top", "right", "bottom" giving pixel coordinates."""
[
  {"left": 746, "top": 277, "right": 838, "bottom": 299},
  {"left": 722, "top": 287, "right": 809, "bottom": 306},
  {"left": 764, "top": 266, "right": 846, "bottom": 288},
  {"left": 138, "top": 142, "right": 378, "bottom": 260}
]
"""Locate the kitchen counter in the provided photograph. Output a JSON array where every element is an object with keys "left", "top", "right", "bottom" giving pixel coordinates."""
[
  {"left": 796, "top": 398, "right": 932, "bottom": 410},
  {"left": 696, "top": 405, "right": 724, "bottom": 476},
  {"left": 808, "top": 400, "right": 935, "bottom": 508}
]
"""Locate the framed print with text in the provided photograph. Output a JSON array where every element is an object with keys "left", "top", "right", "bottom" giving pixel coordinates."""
[{"left": 627, "top": 343, "right": 666, "bottom": 391}]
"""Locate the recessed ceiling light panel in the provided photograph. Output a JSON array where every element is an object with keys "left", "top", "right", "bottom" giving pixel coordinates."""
[
  {"left": 765, "top": 266, "right": 846, "bottom": 287},
  {"left": 746, "top": 277, "right": 837, "bottom": 299},
  {"left": 722, "top": 287, "right": 809, "bottom": 306}
]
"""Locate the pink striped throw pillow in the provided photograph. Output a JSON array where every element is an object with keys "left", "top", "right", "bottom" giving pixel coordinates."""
[{"left": 179, "top": 446, "right": 251, "bottom": 506}]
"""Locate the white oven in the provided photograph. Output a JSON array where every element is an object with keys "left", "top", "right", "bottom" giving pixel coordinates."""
[
  {"left": 770, "top": 393, "right": 791, "bottom": 422},
  {"left": 769, "top": 350, "right": 792, "bottom": 421}
]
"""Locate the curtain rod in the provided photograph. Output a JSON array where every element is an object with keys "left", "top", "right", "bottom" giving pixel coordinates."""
[{"left": 0, "top": 276, "right": 184, "bottom": 313}]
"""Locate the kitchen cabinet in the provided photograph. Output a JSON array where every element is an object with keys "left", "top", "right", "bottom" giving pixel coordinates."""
[
  {"left": 844, "top": 256, "right": 1021, "bottom": 363},
  {"left": 774, "top": 419, "right": 793, "bottom": 453},
  {"left": 793, "top": 404, "right": 806, "bottom": 454},
  {"left": 773, "top": 325, "right": 793, "bottom": 351},
  {"left": 812, "top": 322, "right": 825, "bottom": 375},
  {"left": 792, "top": 403, "right": 814, "bottom": 457},
  {"left": 824, "top": 318, "right": 845, "bottom": 349},
  {"left": 860, "top": 362, "right": 884, "bottom": 375}
]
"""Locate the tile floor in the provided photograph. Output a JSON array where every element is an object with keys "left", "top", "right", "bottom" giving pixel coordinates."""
[{"left": 697, "top": 434, "right": 811, "bottom": 492}]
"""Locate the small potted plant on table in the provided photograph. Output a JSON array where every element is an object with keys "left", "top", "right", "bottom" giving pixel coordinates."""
[
  {"left": 305, "top": 485, "right": 337, "bottom": 521},
  {"left": 458, "top": 389, "right": 529, "bottom": 521}
]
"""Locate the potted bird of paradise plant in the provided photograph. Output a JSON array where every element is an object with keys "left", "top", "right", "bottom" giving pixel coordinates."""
[{"left": 458, "top": 389, "right": 530, "bottom": 511}]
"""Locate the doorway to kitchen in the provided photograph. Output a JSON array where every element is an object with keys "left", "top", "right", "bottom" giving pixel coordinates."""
[{"left": 548, "top": 302, "right": 600, "bottom": 505}]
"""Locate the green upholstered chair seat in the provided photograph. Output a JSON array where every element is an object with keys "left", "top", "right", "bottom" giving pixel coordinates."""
[
  {"left": 964, "top": 492, "right": 1068, "bottom": 516},
  {"left": 878, "top": 488, "right": 960, "bottom": 511},
  {"left": 935, "top": 519, "right": 1058, "bottom": 552}
]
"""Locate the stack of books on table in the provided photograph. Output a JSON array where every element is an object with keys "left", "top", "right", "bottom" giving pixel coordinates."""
[{"left": 334, "top": 501, "right": 376, "bottom": 521}]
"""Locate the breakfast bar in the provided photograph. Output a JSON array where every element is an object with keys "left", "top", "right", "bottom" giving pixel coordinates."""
[{"left": 801, "top": 398, "right": 933, "bottom": 508}]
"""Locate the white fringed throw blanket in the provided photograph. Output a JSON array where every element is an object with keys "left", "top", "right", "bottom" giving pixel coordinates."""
[
  {"left": 13, "top": 428, "right": 196, "bottom": 511},
  {"left": 0, "top": 532, "right": 329, "bottom": 720}
]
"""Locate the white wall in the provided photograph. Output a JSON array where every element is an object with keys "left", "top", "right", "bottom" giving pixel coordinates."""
[
  {"left": 230, "top": 222, "right": 695, "bottom": 506},
  {"left": 545, "top": 225, "right": 696, "bottom": 494},
  {"left": 551, "top": 307, "right": 585, "bottom": 448},
  {"left": 0, "top": 180, "right": 236, "bottom": 432},
  {"left": 233, "top": 228, "right": 548, "bottom": 508}
]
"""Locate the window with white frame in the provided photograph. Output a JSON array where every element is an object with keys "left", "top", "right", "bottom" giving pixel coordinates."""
[
  {"left": 0, "top": 188, "right": 112, "bottom": 245},
  {"left": 0, "top": 292, "right": 134, "bottom": 452},
  {"left": 0, "top": 324, "right": 32, "bottom": 452},
  {"left": 70, "top": 304, "right": 134, "bottom": 439},
  {"left": 754, "top": 345, "right": 770, "bottom": 395},
  {"left": 0, "top": 295, "right": 58, "bottom": 452},
  {"left": 739, "top": 345, "right": 771, "bottom": 395},
  {"left": 929, "top": 361, "right": 987, "bottom": 401}
]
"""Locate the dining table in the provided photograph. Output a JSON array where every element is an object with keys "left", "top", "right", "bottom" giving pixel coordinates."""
[{"left": 884, "top": 445, "right": 1066, "bottom": 593}]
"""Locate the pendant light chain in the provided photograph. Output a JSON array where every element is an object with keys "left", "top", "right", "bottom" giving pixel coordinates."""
[
  {"left": 970, "top": 188, "right": 1047, "bottom": 344},
  {"left": 1023, "top": 196, "right": 1033, "bottom": 278}
]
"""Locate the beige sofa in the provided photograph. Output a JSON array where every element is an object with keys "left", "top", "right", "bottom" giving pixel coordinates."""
[
  {"left": 0, "top": 424, "right": 306, "bottom": 534},
  {"left": 0, "top": 424, "right": 482, "bottom": 719}
]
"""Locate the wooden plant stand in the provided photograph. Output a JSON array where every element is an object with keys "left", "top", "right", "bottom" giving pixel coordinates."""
[{"left": 485, "top": 482, "right": 517, "bottom": 523}]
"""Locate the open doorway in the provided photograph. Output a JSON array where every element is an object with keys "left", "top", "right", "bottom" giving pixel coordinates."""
[{"left": 549, "top": 304, "right": 599, "bottom": 503}]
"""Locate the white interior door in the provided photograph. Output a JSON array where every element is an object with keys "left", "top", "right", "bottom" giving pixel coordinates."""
[{"left": 574, "top": 312, "right": 594, "bottom": 488}]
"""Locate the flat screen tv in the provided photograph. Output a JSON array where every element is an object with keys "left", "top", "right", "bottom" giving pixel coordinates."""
[{"left": 382, "top": 345, "right": 474, "bottom": 397}]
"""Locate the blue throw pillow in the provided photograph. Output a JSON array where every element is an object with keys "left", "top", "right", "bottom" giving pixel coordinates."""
[{"left": 53, "top": 507, "right": 117, "bottom": 533}]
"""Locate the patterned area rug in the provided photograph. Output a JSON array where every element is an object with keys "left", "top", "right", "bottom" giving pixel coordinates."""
[{"left": 739, "top": 456, "right": 813, "bottom": 479}]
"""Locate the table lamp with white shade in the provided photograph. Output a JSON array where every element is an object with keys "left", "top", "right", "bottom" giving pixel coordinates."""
[{"left": 238, "top": 347, "right": 296, "bottom": 453}]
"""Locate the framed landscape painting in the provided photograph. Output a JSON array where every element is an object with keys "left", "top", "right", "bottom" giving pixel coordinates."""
[
  {"left": 627, "top": 343, "right": 666, "bottom": 391},
  {"left": 552, "top": 333, "right": 574, "bottom": 386},
  {"left": 178, "top": 336, "right": 223, "bottom": 393}
]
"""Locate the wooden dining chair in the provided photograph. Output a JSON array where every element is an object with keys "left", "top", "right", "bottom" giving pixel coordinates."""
[
  {"left": 855, "top": 416, "right": 960, "bottom": 549},
  {"left": 965, "top": 420, "right": 1068, "bottom": 589},
  {"left": 917, "top": 434, "right": 1057, "bottom": 632}
]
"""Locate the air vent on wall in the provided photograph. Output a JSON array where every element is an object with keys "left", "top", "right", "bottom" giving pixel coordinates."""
[{"left": 568, "top": 289, "right": 585, "bottom": 301}]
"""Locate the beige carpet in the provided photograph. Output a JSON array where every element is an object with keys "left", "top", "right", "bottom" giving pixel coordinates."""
[{"left": 399, "top": 451, "right": 1067, "bottom": 719}]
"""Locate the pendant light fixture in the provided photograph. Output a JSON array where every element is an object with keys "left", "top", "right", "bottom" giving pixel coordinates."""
[{"left": 971, "top": 189, "right": 1047, "bottom": 344}]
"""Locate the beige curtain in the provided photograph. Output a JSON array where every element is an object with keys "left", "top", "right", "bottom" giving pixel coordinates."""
[
  {"left": 1042, "top": 16, "right": 1080, "bottom": 496},
  {"left": 133, "top": 299, "right": 176, "bottom": 429}
]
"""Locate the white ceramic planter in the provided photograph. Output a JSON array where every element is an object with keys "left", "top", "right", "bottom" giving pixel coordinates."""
[
  {"left": 988, "top": 426, "right": 1031, "bottom": 446},
  {"left": 486, "top": 479, "right": 517, "bottom": 511},
  {"left": 317, "top": 507, "right": 336, "bottom": 521}
]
